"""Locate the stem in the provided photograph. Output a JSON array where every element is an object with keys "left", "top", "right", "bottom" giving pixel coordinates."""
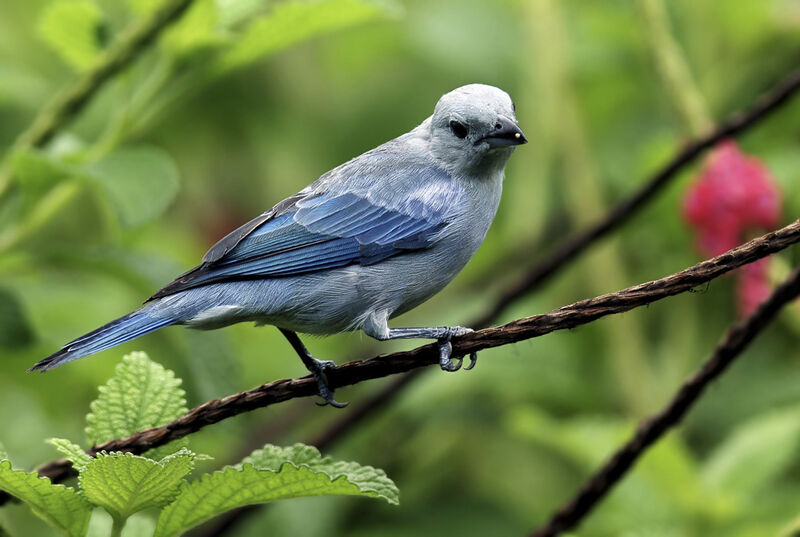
[
  {"left": 0, "top": 0, "right": 197, "bottom": 200},
  {"left": 532, "top": 0, "right": 656, "bottom": 414},
  {"left": 639, "top": 0, "right": 714, "bottom": 136},
  {"left": 85, "top": 55, "right": 176, "bottom": 163},
  {"left": 110, "top": 516, "right": 126, "bottom": 537},
  {"left": 0, "top": 180, "right": 83, "bottom": 256},
  {"left": 530, "top": 266, "right": 800, "bottom": 536}
]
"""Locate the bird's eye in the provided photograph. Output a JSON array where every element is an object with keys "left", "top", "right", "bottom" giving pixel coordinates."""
[{"left": 449, "top": 120, "right": 468, "bottom": 139}]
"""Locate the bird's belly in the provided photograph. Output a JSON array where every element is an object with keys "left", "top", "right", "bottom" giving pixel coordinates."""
[
  {"left": 264, "top": 248, "right": 468, "bottom": 334},
  {"left": 178, "top": 238, "right": 476, "bottom": 335}
]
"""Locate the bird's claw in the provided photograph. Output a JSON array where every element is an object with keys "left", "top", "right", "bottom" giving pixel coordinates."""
[
  {"left": 464, "top": 351, "right": 478, "bottom": 371},
  {"left": 307, "top": 359, "right": 349, "bottom": 408},
  {"left": 437, "top": 327, "right": 478, "bottom": 372}
]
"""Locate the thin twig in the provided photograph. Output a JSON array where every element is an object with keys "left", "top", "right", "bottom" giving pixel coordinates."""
[
  {"left": 530, "top": 265, "right": 800, "bottom": 537},
  {"left": 308, "top": 62, "right": 800, "bottom": 464},
  {"left": 473, "top": 65, "right": 800, "bottom": 328},
  {"left": 2, "top": 219, "right": 797, "bottom": 507},
  {"left": 0, "top": 0, "right": 196, "bottom": 198}
]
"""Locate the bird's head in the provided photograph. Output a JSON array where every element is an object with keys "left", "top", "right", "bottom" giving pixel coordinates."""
[{"left": 428, "top": 84, "right": 526, "bottom": 176}]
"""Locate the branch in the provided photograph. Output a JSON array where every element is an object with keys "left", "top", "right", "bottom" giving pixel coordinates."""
[
  {"left": 2, "top": 219, "right": 797, "bottom": 507},
  {"left": 529, "top": 265, "right": 800, "bottom": 537},
  {"left": 472, "top": 65, "right": 800, "bottom": 328},
  {"left": 310, "top": 61, "right": 800, "bottom": 457},
  {"left": 0, "top": 0, "right": 197, "bottom": 197}
]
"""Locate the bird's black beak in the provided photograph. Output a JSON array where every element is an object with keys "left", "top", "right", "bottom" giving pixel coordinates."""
[{"left": 477, "top": 116, "right": 527, "bottom": 147}]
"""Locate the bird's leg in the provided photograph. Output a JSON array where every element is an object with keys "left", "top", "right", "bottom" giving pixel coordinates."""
[
  {"left": 370, "top": 326, "right": 478, "bottom": 372},
  {"left": 278, "top": 328, "right": 347, "bottom": 408}
]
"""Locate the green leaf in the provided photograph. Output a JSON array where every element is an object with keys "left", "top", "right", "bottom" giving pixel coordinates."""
[
  {"left": 11, "top": 150, "right": 75, "bottom": 202},
  {"left": 46, "top": 438, "right": 93, "bottom": 471},
  {"left": 84, "top": 146, "right": 180, "bottom": 228},
  {"left": 0, "top": 460, "right": 92, "bottom": 537},
  {"left": 153, "top": 444, "right": 398, "bottom": 537},
  {"left": 79, "top": 449, "right": 196, "bottom": 520},
  {"left": 165, "top": 0, "right": 224, "bottom": 54},
  {"left": 38, "top": 0, "right": 104, "bottom": 71},
  {"left": 216, "top": 0, "right": 265, "bottom": 28},
  {"left": 702, "top": 406, "right": 800, "bottom": 498},
  {"left": 86, "top": 351, "right": 187, "bottom": 446},
  {"left": 0, "top": 524, "right": 10, "bottom": 537},
  {"left": 215, "top": 0, "right": 389, "bottom": 73},
  {"left": 243, "top": 443, "right": 398, "bottom": 502},
  {"left": 0, "top": 288, "right": 35, "bottom": 349},
  {"left": 126, "top": 0, "right": 164, "bottom": 15}
]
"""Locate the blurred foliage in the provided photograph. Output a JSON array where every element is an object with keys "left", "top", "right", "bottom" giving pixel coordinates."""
[{"left": 0, "top": 0, "right": 799, "bottom": 536}]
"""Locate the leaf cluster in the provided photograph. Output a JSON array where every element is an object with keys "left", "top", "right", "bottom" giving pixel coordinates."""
[{"left": 0, "top": 353, "right": 397, "bottom": 536}]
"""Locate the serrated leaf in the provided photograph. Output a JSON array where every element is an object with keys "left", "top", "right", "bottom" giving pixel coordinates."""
[
  {"left": 0, "top": 288, "right": 35, "bottom": 349},
  {"left": 86, "top": 351, "right": 187, "bottom": 446},
  {"left": 702, "top": 407, "right": 800, "bottom": 498},
  {"left": 38, "top": 0, "right": 104, "bottom": 70},
  {"left": 215, "top": 0, "right": 388, "bottom": 73},
  {"left": 0, "top": 460, "right": 91, "bottom": 537},
  {"left": 242, "top": 443, "right": 398, "bottom": 502},
  {"left": 46, "top": 438, "right": 93, "bottom": 471},
  {"left": 84, "top": 146, "right": 179, "bottom": 228},
  {"left": 153, "top": 467, "right": 395, "bottom": 537},
  {"left": 79, "top": 449, "right": 196, "bottom": 520}
]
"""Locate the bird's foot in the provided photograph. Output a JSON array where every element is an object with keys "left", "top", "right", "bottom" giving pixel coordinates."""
[
  {"left": 305, "top": 357, "right": 348, "bottom": 408},
  {"left": 437, "top": 326, "right": 478, "bottom": 372}
]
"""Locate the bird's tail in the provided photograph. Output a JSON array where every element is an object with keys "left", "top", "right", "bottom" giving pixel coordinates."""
[{"left": 28, "top": 307, "right": 174, "bottom": 372}]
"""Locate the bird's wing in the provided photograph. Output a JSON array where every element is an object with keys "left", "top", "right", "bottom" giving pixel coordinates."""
[{"left": 148, "top": 176, "right": 454, "bottom": 301}]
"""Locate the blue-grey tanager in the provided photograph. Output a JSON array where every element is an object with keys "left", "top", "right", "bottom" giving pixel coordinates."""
[{"left": 31, "top": 84, "right": 527, "bottom": 406}]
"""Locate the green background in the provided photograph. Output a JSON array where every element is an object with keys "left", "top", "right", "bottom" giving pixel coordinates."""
[{"left": 2, "top": 0, "right": 800, "bottom": 535}]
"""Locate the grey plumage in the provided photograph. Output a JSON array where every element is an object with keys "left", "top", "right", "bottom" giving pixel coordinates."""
[{"left": 31, "top": 83, "right": 526, "bottom": 406}]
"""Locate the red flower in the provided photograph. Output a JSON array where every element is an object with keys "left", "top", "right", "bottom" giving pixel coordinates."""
[{"left": 682, "top": 140, "right": 781, "bottom": 315}]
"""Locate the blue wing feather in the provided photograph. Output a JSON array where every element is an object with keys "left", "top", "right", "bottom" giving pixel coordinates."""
[
  {"left": 176, "top": 191, "right": 448, "bottom": 289},
  {"left": 147, "top": 157, "right": 461, "bottom": 300}
]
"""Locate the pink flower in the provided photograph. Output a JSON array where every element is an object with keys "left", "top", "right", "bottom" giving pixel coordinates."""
[{"left": 683, "top": 140, "right": 781, "bottom": 316}]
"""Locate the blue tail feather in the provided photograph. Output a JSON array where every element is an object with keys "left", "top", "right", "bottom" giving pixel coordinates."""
[{"left": 29, "top": 310, "right": 173, "bottom": 372}]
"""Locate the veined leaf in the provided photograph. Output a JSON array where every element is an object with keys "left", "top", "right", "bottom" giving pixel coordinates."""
[
  {"left": 38, "top": 0, "right": 104, "bottom": 71},
  {"left": 79, "top": 449, "right": 196, "bottom": 520},
  {"left": 215, "top": 0, "right": 389, "bottom": 73},
  {"left": 153, "top": 444, "right": 398, "bottom": 537},
  {"left": 0, "top": 460, "right": 92, "bottom": 537},
  {"left": 86, "top": 352, "right": 187, "bottom": 446},
  {"left": 84, "top": 146, "right": 180, "bottom": 228},
  {"left": 46, "top": 438, "right": 93, "bottom": 471},
  {"left": 243, "top": 443, "right": 399, "bottom": 501}
]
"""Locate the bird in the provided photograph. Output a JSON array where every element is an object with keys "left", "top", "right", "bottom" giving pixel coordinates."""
[{"left": 30, "top": 83, "right": 527, "bottom": 407}]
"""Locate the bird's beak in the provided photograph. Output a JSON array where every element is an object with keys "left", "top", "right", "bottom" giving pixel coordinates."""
[{"left": 477, "top": 116, "right": 527, "bottom": 147}]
